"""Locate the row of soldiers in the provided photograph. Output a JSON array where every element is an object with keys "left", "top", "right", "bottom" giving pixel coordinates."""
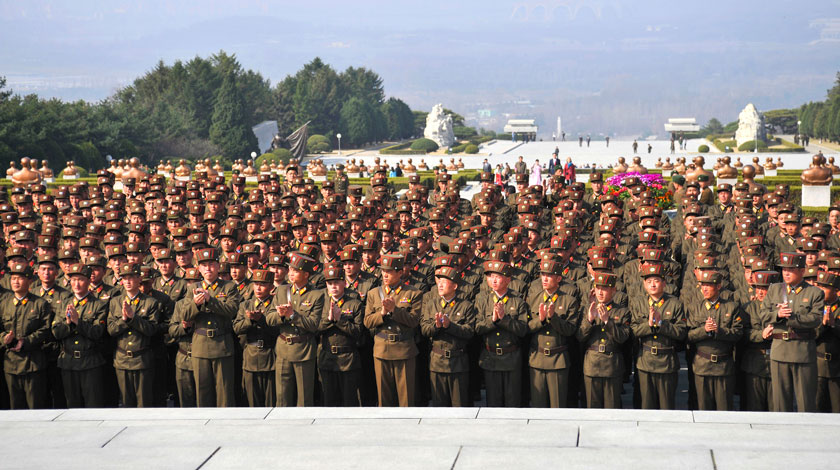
[{"left": 0, "top": 165, "right": 836, "bottom": 412}]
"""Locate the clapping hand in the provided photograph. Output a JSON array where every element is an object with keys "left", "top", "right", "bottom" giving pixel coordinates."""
[
  {"left": 492, "top": 302, "right": 506, "bottom": 321},
  {"left": 121, "top": 300, "right": 134, "bottom": 321},
  {"left": 3, "top": 331, "right": 15, "bottom": 346},
  {"left": 193, "top": 288, "right": 208, "bottom": 306},
  {"left": 66, "top": 303, "right": 79, "bottom": 325},
  {"left": 704, "top": 316, "right": 718, "bottom": 333},
  {"left": 275, "top": 304, "right": 293, "bottom": 318},
  {"left": 777, "top": 303, "right": 792, "bottom": 319},
  {"left": 382, "top": 296, "right": 395, "bottom": 314},
  {"left": 597, "top": 303, "right": 609, "bottom": 323},
  {"left": 762, "top": 323, "right": 774, "bottom": 339},
  {"left": 648, "top": 306, "right": 661, "bottom": 327}
]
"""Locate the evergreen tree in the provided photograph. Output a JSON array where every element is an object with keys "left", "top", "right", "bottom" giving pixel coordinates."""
[{"left": 209, "top": 72, "right": 257, "bottom": 159}]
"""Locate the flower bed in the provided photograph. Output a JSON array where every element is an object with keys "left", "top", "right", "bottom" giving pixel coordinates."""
[{"left": 603, "top": 172, "right": 674, "bottom": 209}]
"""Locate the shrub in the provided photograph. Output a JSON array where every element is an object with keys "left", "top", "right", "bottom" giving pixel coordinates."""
[
  {"left": 450, "top": 144, "right": 467, "bottom": 153},
  {"left": 738, "top": 140, "right": 768, "bottom": 151},
  {"left": 58, "top": 166, "right": 89, "bottom": 178},
  {"left": 464, "top": 144, "right": 479, "bottom": 154},
  {"left": 309, "top": 142, "right": 331, "bottom": 153},
  {"left": 453, "top": 126, "right": 477, "bottom": 139},
  {"left": 306, "top": 134, "right": 332, "bottom": 153},
  {"left": 254, "top": 148, "right": 293, "bottom": 168},
  {"left": 496, "top": 133, "right": 512, "bottom": 140},
  {"left": 410, "top": 138, "right": 439, "bottom": 153},
  {"left": 697, "top": 144, "right": 709, "bottom": 153}
]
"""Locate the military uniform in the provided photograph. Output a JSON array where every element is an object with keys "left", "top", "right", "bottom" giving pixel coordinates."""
[
  {"left": 181, "top": 255, "right": 241, "bottom": 407},
  {"left": 317, "top": 291, "right": 365, "bottom": 407},
  {"left": 363, "top": 256, "right": 423, "bottom": 407},
  {"left": 233, "top": 287, "right": 278, "bottom": 407},
  {"left": 761, "top": 258, "right": 823, "bottom": 412},
  {"left": 51, "top": 288, "right": 108, "bottom": 408},
  {"left": 266, "top": 256, "right": 323, "bottom": 407},
  {"left": 686, "top": 275, "right": 743, "bottom": 411},
  {"left": 578, "top": 298, "right": 631, "bottom": 409},
  {"left": 630, "top": 266, "right": 687, "bottom": 410},
  {"left": 420, "top": 282, "right": 475, "bottom": 407},
  {"left": 107, "top": 289, "right": 161, "bottom": 407},
  {"left": 741, "top": 298, "right": 774, "bottom": 411},
  {"left": 168, "top": 300, "right": 196, "bottom": 407},
  {"left": 474, "top": 278, "right": 529, "bottom": 407},
  {"left": 525, "top": 285, "right": 580, "bottom": 408},
  {"left": 1, "top": 289, "right": 52, "bottom": 409}
]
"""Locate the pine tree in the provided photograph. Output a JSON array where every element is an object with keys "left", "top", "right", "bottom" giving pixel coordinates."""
[{"left": 209, "top": 71, "right": 256, "bottom": 159}]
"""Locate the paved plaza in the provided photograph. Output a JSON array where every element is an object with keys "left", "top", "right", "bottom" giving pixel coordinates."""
[
  {"left": 321, "top": 139, "right": 834, "bottom": 172},
  {"left": 1, "top": 406, "right": 839, "bottom": 469}
]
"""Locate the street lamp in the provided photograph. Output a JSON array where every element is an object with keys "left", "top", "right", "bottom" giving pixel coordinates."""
[
  {"left": 336, "top": 133, "right": 342, "bottom": 156},
  {"left": 250, "top": 151, "right": 257, "bottom": 160}
]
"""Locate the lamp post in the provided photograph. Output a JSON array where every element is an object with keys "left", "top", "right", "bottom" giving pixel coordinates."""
[
  {"left": 336, "top": 133, "right": 342, "bottom": 156},
  {"left": 250, "top": 151, "right": 257, "bottom": 160},
  {"left": 797, "top": 120, "right": 801, "bottom": 145}
]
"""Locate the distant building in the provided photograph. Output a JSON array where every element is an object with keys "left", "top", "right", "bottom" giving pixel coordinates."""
[
  {"left": 504, "top": 119, "right": 538, "bottom": 141},
  {"left": 663, "top": 118, "right": 699, "bottom": 133},
  {"left": 477, "top": 109, "right": 494, "bottom": 118}
]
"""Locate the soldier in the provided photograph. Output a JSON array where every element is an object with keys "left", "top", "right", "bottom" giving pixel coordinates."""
[
  {"left": 333, "top": 164, "right": 349, "bottom": 195},
  {"left": 525, "top": 259, "right": 580, "bottom": 408},
  {"left": 1, "top": 262, "right": 51, "bottom": 409},
  {"left": 686, "top": 271, "right": 743, "bottom": 410},
  {"left": 761, "top": 252, "right": 823, "bottom": 412},
  {"left": 474, "top": 260, "right": 529, "bottom": 407},
  {"left": 420, "top": 265, "right": 475, "bottom": 407},
  {"left": 51, "top": 263, "right": 108, "bottom": 407},
  {"left": 266, "top": 252, "right": 323, "bottom": 407},
  {"left": 32, "top": 253, "right": 71, "bottom": 408},
  {"left": 106, "top": 263, "right": 160, "bottom": 407},
  {"left": 815, "top": 271, "right": 840, "bottom": 412},
  {"left": 317, "top": 262, "right": 365, "bottom": 406},
  {"left": 169, "top": 268, "right": 200, "bottom": 407},
  {"left": 631, "top": 264, "right": 687, "bottom": 409},
  {"left": 182, "top": 248, "right": 240, "bottom": 407},
  {"left": 363, "top": 254, "right": 423, "bottom": 407},
  {"left": 233, "top": 269, "right": 277, "bottom": 407},
  {"left": 578, "top": 272, "right": 631, "bottom": 408},
  {"left": 740, "top": 270, "right": 779, "bottom": 411}
]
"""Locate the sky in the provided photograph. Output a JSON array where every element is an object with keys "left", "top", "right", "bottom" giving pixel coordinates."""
[{"left": 2, "top": 0, "right": 840, "bottom": 137}]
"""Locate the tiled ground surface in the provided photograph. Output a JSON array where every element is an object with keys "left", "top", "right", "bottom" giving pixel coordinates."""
[{"left": 2, "top": 407, "right": 839, "bottom": 469}]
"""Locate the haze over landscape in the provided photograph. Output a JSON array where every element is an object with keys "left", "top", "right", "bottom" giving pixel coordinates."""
[{"left": 2, "top": 0, "right": 840, "bottom": 138}]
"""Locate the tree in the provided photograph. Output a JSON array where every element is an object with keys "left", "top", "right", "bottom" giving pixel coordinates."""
[
  {"left": 209, "top": 72, "right": 257, "bottom": 159},
  {"left": 700, "top": 118, "right": 724, "bottom": 136},
  {"left": 380, "top": 98, "right": 414, "bottom": 140},
  {"left": 413, "top": 111, "right": 428, "bottom": 137},
  {"left": 292, "top": 58, "right": 344, "bottom": 135},
  {"left": 341, "top": 67, "right": 384, "bottom": 105},
  {"left": 339, "top": 97, "right": 380, "bottom": 147}
]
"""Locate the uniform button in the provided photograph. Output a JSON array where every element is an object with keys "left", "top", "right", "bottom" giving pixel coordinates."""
[
  {"left": 74, "top": 341, "right": 79, "bottom": 345},
  {"left": 128, "top": 332, "right": 132, "bottom": 335},
  {"left": 653, "top": 335, "right": 658, "bottom": 339}
]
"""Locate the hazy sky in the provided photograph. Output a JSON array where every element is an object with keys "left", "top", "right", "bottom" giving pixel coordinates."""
[{"left": 2, "top": 0, "right": 839, "bottom": 136}]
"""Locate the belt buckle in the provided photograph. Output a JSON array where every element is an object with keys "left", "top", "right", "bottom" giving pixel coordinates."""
[
  {"left": 826, "top": 353, "right": 833, "bottom": 361},
  {"left": 256, "top": 339, "right": 264, "bottom": 349},
  {"left": 543, "top": 348, "right": 551, "bottom": 356},
  {"left": 331, "top": 345, "right": 339, "bottom": 354},
  {"left": 125, "top": 350, "right": 134, "bottom": 358},
  {"left": 495, "top": 347, "right": 504, "bottom": 356},
  {"left": 387, "top": 333, "right": 398, "bottom": 342},
  {"left": 206, "top": 329, "right": 216, "bottom": 338},
  {"left": 710, "top": 354, "right": 719, "bottom": 363},
  {"left": 72, "top": 350, "right": 81, "bottom": 359},
  {"left": 597, "top": 344, "right": 606, "bottom": 353},
  {"left": 284, "top": 335, "right": 293, "bottom": 345},
  {"left": 187, "top": 350, "right": 192, "bottom": 358},
  {"left": 650, "top": 346, "right": 658, "bottom": 356},
  {"left": 782, "top": 332, "right": 789, "bottom": 341},
  {"left": 444, "top": 349, "right": 451, "bottom": 359}
]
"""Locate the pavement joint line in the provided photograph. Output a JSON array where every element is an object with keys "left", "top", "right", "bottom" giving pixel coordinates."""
[
  {"left": 100, "top": 426, "right": 126, "bottom": 448},
  {"left": 195, "top": 446, "right": 221, "bottom": 470},
  {"left": 449, "top": 446, "right": 462, "bottom": 470},
  {"left": 710, "top": 449, "right": 717, "bottom": 470},
  {"left": 575, "top": 426, "right": 580, "bottom": 447}
]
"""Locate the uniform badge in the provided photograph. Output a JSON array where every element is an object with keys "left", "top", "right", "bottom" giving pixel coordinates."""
[
  {"left": 803, "top": 298, "right": 809, "bottom": 303},
  {"left": 301, "top": 300, "right": 312, "bottom": 307}
]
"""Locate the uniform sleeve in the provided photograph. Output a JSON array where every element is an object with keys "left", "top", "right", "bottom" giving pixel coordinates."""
[
  {"left": 496, "top": 300, "right": 528, "bottom": 337},
  {"left": 51, "top": 300, "right": 72, "bottom": 340},
  {"left": 788, "top": 289, "right": 824, "bottom": 329},
  {"left": 202, "top": 284, "right": 239, "bottom": 320},
  {"left": 389, "top": 290, "right": 421, "bottom": 328},
  {"left": 548, "top": 296, "right": 580, "bottom": 337},
  {"left": 334, "top": 302, "right": 364, "bottom": 341},
  {"left": 232, "top": 302, "right": 252, "bottom": 335},
  {"left": 604, "top": 307, "right": 632, "bottom": 344},
  {"left": 657, "top": 301, "right": 687, "bottom": 341},
  {"left": 107, "top": 297, "right": 129, "bottom": 336},
  {"left": 686, "top": 306, "right": 709, "bottom": 343},
  {"left": 167, "top": 301, "right": 189, "bottom": 342},
  {"left": 126, "top": 298, "right": 159, "bottom": 337},
  {"left": 363, "top": 289, "right": 384, "bottom": 330},
  {"left": 419, "top": 292, "right": 438, "bottom": 338},
  {"left": 289, "top": 291, "right": 323, "bottom": 334},
  {"left": 715, "top": 305, "right": 744, "bottom": 342},
  {"left": 442, "top": 303, "right": 475, "bottom": 340}
]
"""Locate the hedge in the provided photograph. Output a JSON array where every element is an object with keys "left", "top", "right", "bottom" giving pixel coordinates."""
[
  {"left": 464, "top": 144, "right": 479, "bottom": 154},
  {"left": 697, "top": 144, "right": 709, "bottom": 153},
  {"left": 738, "top": 140, "right": 768, "bottom": 151},
  {"left": 379, "top": 142, "right": 425, "bottom": 155},
  {"left": 410, "top": 138, "right": 439, "bottom": 153}
]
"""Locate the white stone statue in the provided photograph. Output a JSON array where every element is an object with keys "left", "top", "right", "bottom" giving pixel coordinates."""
[
  {"left": 423, "top": 103, "right": 455, "bottom": 148},
  {"left": 735, "top": 103, "right": 766, "bottom": 147}
]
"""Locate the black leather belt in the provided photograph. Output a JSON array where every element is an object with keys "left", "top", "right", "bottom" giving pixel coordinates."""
[
  {"left": 328, "top": 345, "right": 354, "bottom": 354},
  {"left": 116, "top": 346, "right": 149, "bottom": 358},
  {"left": 587, "top": 343, "right": 616, "bottom": 354},
  {"left": 279, "top": 333, "right": 311, "bottom": 344},
  {"left": 432, "top": 345, "right": 465, "bottom": 358},
  {"left": 535, "top": 345, "right": 568, "bottom": 356},
  {"left": 819, "top": 352, "right": 833, "bottom": 361},
  {"left": 642, "top": 344, "right": 674, "bottom": 355},
  {"left": 486, "top": 344, "right": 518, "bottom": 355},
  {"left": 195, "top": 328, "right": 226, "bottom": 338},
  {"left": 247, "top": 340, "right": 266, "bottom": 349},
  {"left": 178, "top": 345, "right": 191, "bottom": 357},
  {"left": 695, "top": 350, "right": 732, "bottom": 363},
  {"left": 376, "top": 331, "right": 407, "bottom": 342},
  {"left": 772, "top": 330, "right": 816, "bottom": 341}
]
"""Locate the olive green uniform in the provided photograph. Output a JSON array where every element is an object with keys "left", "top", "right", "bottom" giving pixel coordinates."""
[
  {"left": 686, "top": 298, "right": 743, "bottom": 410},
  {"left": 474, "top": 291, "right": 529, "bottom": 407},
  {"left": 107, "top": 292, "right": 161, "bottom": 407},
  {"left": 168, "top": 300, "right": 196, "bottom": 407},
  {"left": 630, "top": 294, "right": 687, "bottom": 409},
  {"left": 51, "top": 293, "right": 108, "bottom": 407},
  {"left": 1, "top": 293, "right": 52, "bottom": 409},
  {"left": 578, "top": 301, "right": 631, "bottom": 408},
  {"left": 363, "top": 284, "right": 423, "bottom": 407},
  {"left": 266, "top": 284, "right": 323, "bottom": 407},
  {"left": 317, "top": 294, "right": 365, "bottom": 406},
  {"left": 526, "top": 289, "right": 580, "bottom": 408},
  {"left": 816, "top": 301, "right": 840, "bottom": 412},
  {"left": 740, "top": 300, "right": 774, "bottom": 411},
  {"left": 761, "top": 282, "right": 823, "bottom": 412},
  {"left": 420, "top": 290, "right": 475, "bottom": 407},
  {"left": 233, "top": 295, "right": 278, "bottom": 407},
  {"left": 182, "top": 279, "right": 240, "bottom": 407}
]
